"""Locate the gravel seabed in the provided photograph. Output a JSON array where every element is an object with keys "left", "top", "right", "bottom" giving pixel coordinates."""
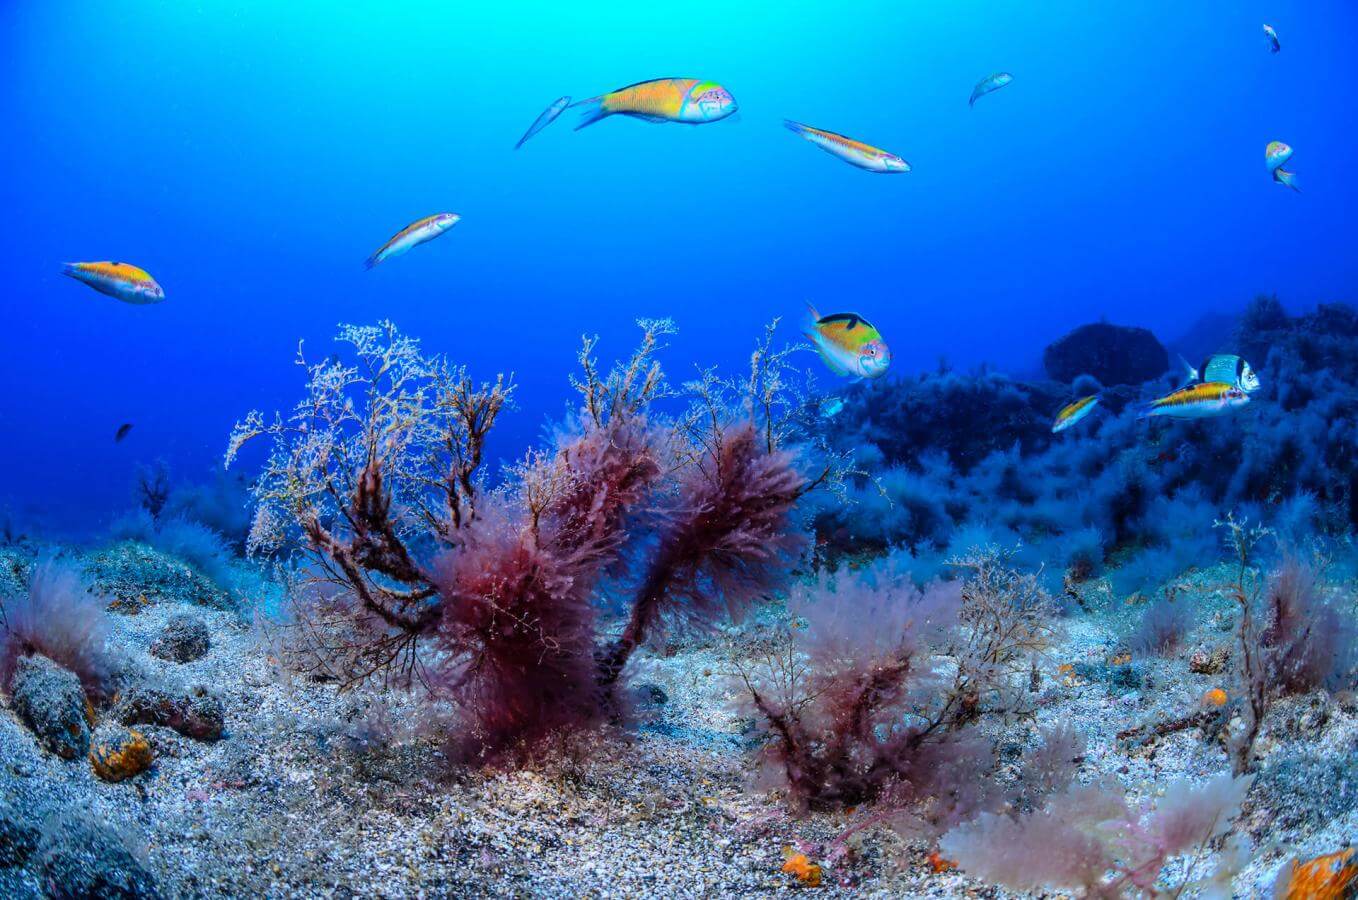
[{"left": 2, "top": 564, "right": 1356, "bottom": 898}]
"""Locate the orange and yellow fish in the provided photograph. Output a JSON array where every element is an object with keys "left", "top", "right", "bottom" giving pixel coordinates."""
[
  {"left": 365, "top": 213, "right": 461, "bottom": 270},
  {"left": 1052, "top": 395, "right": 1099, "bottom": 433},
  {"left": 783, "top": 120, "right": 910, "bottom": 173},
  {"left": 803, "top": 303, "right": 891, "bottom": 380},
  {"left": 572, "top": 78, "right": 737, "bottom": 130},
  {"left": 1138, "top": 382, "right": 1250, "bottom": 420},
  {"left": 62, "top": 262, "right": 164, "bottom": 304}
]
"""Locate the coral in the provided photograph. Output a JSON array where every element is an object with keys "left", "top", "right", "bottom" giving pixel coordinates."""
[
  {"left": 88, "top": 724, "right": 154, "bottom": 782},
  {"left": 940, "top": 774, "right": 1252, "bottom": 896},
  {"left": 1127, "top": 595, "right": 1192, "bottom": 656},
  {"left": 1272, "top": 847, "right": 1358, "bottom": 900},
  {"left": 737, "top": 550, "right": 1061, "bottom": 842},
  {"left": 1202, "top": 687, "right": 1228, "bottom": 708},
  {"left": 230, "top": 319, "right": 820, "bottom": 759},
  {"left": 0, "top": 562, "right": 116, "bottom": 702},
  {"left": 1260, "top": 558, "right": 1357, "bottom": 694},
  {"left": 1043, "top": 321, "right": 1169, "bottom": 385}
]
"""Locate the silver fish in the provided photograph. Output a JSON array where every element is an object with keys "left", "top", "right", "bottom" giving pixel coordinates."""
[
  {"left": 969, "top": 72, "right": 1013, "bottom": 108},
  {"left": 515, "top": 96, "right": 571, "bottom": 150},
  {"left": 1179, "top": 354, "right": 1261, "bottom": 393},
  {"left": 1263, "top": 24, "right": 1280, "bottom": 54}
]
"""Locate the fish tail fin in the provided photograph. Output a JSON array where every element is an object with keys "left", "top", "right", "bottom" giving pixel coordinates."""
[
  {"left": 783, "top": 119, "right": 807, "bottom": 136},
  {"left": 363, "top": 253, "right": 380, "bottom": 271},
  {"left": 572, "top": 96, "right": 608, "bottom": 131},
  {"left": 802, "top": 301, "right": 822, "bottom": 340},
  {"left": 60, "top": 262, "right": 80, "bottom": 278},
  {"left": 1136, "top": 402, "right": 1158, "bottom": 421},
  {"left": 1178, "top": 354, "right": 1198, "bottom": 384}
]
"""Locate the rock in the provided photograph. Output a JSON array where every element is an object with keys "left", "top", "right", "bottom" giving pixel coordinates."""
[
  {"left": 9, "top": 655, "right": 90, "bottom": 760},
  {"left": 89, "top": 724, "right": 154, "bottom": 782},
  {"left": 0, "top": 869, "right": 42, "bottom": 900},
  {"left": 1043, "top": 322, "right": 1169, "bottom": 385},
  {"left": 114, "top": 681, "right": 224, "bottom": 742},
  {"left": 632, "top": 683, "right": 668, "bottom": 707},
  {"left": 0, "top": 797, "right": 41, "bottom": 867},
  {"left": 35, "top": 809, "right": 161, "bottom": 899},
  {"left": 1189, "top": 645, "right": 1230, "bottom": 675},
  {"left": 83, "top": 542, "right": 231, "bottom": 612},
  {"left": 149, "top": 615, "right": 211, "bottom": 663}
]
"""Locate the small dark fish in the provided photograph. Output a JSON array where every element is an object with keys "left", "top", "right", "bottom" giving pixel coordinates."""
[
  {"left": 515, "top": 96, "right": 571, "bottom": 149},
  {"left": 115, "top": 423, "right": 134, "bottom": 442}
]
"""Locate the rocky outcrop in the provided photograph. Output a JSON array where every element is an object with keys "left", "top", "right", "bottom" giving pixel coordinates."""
[
  {"left": 1043, "top": 322, "right": 1169, "bottom": 385},
  {"left": 35, "top": 810, "right": 161, "bottom": 899},
  {"left": 9, "top": 655, "right": 90, "bottom": 760}
]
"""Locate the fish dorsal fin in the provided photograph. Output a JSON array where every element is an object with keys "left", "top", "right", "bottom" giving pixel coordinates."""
[{"left": 818, "top": 312, "right": 862, "bottom": 329}]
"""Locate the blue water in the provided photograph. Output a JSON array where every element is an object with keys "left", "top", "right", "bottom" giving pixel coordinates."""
[{"left": 2, "top": 1, "right": 1355, "bottom": 532}]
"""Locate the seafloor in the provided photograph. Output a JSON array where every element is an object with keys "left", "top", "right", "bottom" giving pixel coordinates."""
[{"left": 0, "top": 542, "right": 1353, "bottom": 898}]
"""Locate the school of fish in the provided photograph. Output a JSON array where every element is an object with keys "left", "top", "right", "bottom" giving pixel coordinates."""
[{"left": 63, "top": 21, "right": 1296, "bottom": 452}]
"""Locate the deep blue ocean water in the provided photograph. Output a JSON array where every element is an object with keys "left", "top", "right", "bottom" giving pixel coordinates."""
[{"left": 2, "top": 1, "right": 1355, "bottom": 534}]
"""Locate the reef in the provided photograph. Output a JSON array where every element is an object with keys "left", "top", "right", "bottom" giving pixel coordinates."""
[{"left": 0, "top": 300, "right": 1356, "bottom": 898}]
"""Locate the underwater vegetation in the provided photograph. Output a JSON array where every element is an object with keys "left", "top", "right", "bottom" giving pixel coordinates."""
[{"left": 226, "top": 319, "right": 825, "bottom": 759}]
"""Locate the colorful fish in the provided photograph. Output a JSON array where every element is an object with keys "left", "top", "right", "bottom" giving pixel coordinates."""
[
  {"left": 62, "top": 262, "right": 164, "bottom": 304},
  {"left": 803, "top": 303, "right": 891, "bottom": 380},
  {"left": 969, "top": 72, "right": 1014, "bottom": 108},
  {"left": 1263, "top": 24, "right": 1281, "bottom": 54},
  {"left": 1273, "top": 168, "right": 1300, "bottom": 193},
  {"left": 1052, "top": 395, "right": 1099, "bottom": 433},
  {"left": 1266, "top": 141, "right": 1293, "bottom": 172},
  {"left": 1138, "top": 382, "right": 1250, "bottom": 420},
  {"left": 572, "top": 78, "right": 737, "bottom": 130},
  {"left": 783, "top": 120, "right": 910, "bottom": 173},
  {"left": 365, "top": 213, "right": 461, "bottom": 270},
  {"left": 1179, "top": 354, "right": 1261, "bottom": 393},
  {"left": 515, "top": 96, "right": 571, "bottom": 149}
]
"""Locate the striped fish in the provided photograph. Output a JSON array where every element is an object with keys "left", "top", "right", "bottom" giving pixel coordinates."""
[
  {"left": 1138, "top": 382, "right": 1250, "bottom": 420},
  {"left": 1180, "top": 354, "right": 1261, "bottom": 393},
  {"left": 1052, "top": 395, "right": 1099, "bottom": 433},
  {"left": 783, "top": 121, "right": 910, "bottom": 173},
  {"left": 365, "top": 213, "right": 460, "bottom": 270},
  {"left": 573, "top": 78, "right": 737, "bottom": 130},
  {"left": 62, "top": 261, "right": 164, "bottom": 304},
  {"left": 969, "top": 72, "right": 1013, "bottom": 108}
]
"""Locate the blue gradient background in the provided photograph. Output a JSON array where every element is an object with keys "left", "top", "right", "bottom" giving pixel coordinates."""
[{"left": 1, "top": 1, "right": 1355, "bottom": 532}]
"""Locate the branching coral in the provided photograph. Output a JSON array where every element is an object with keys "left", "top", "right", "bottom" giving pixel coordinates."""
[
  {"left": 940, "top": 774, "right": 1253, "bottom": 897},
  {"left": 229, "top": 318, "right": 823, "bottom": 759}
]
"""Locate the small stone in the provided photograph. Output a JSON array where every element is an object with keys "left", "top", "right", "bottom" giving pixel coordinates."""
[
  {"left": 149, "top": 614, "right": 211, "bottom": 663},
  {"left": 114, "top": 681, "right": 225, "bottom": 742},
  {"left": 1189, "top": 645, "right": 1230, "bottom": 675},
  {"left": 89, "top": 724, "right": 155, "bottom": 782},
  {"left": 9, "top": 655, "right": 90, "bottom": 760}
]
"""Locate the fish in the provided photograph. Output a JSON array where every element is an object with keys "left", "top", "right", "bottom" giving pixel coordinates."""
[
  {"left": 515, "top": 96, "right": 571, "bottom": 149},
  {"left": 1137, "top": 382, "right": 1250, "bottom": 420},
  {"left": 1051, "top": 395, "right": 1099, "bottom": 433},
  {"left": 803, "top": 303, "right": 891, "bottom": 380},
  {"left": 114, "top": 423, "right": 133, "bottom": 443},
  {"left": 1179, "top": 353, "right": 1261, "bottom": 393},
  {"left": 61, "top": 262, "right": 164, "bottom": 304},
  {"left": 1263, "top": 24, "right": 1281, "bottom": 54},
  {"left": 969, "top": 72, "right": 1014, "bottom": 108},
  {"left": 782, "top": 121, "right": 910, "bottom": 173},
  {"left": 365, "top": 213, "right": 461, "bottom": 269},
  {"left": 1273, "top": 168, "right": 1300, "bottom": 193},
  {"left": 819, "top": 396, "right": 846, "bottom": 419},
  {"left": 1265, "top": 141, "right": 1293, "bottom": 172},
  {"left": 572, "top": 78, "right": 737, "bottom": 130}
]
